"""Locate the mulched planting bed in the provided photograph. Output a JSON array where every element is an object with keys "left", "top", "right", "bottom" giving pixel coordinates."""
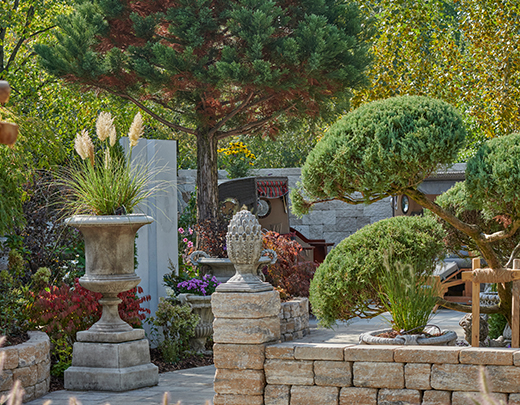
[
  {"left": 3, "top": 332, "right": 30, "bottom": 347},
  {"left": 49, "top": 349, "right": 214, "bottom": 392}
]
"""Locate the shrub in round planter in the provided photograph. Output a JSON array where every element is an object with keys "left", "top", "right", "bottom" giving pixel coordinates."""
[{"left": 309, "top": 215, "right": 445, "bottom": 327}]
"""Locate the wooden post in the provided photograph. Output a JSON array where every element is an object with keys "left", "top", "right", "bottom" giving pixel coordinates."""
[
  {"left": 513, "top": 259, "right": 520, "bottom": 348},
  {"left": 472, "top": 258, "right": 481, "bottom": 347}
]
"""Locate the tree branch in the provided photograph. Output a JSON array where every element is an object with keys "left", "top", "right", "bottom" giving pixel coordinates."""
[
  {"left": 506, "top": 241, "right": 520, "bottom": 268},
  {"left": 5, "top": 6, "right": 35, "bottom": 73},
  {"left": 209, "top": 93, "right": 276, "bottom": 138},
  {"left": 483, "top": 220, "right": 520, "bottom": 243},
  {"left": 110, "top": 90, "right": 196, "bottom": 135},
  {"left": 405, "top": 187, "right": 503, "bottom": 269},
  {"left": 216, "top": 103, "right": 295, "bottom": 140},
  {"left": 436, "top": 297, "right": 501, "bottom": 314},
  {"left": 208, "top": 92, "right": 254, "bottom": 137}
]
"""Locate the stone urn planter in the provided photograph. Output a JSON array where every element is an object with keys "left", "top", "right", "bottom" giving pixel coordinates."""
[
  {"left": 64, "top": 214, "right": 159, "bottom": 391},
  {"left": 359, "top": 328, "right": 457, "bottom": 346},
  {"left": 189, "top": 249, "right": 277, "bottom": 284},
  {"left": 177, "top": 293, "right": 213, "bottom": 352}
]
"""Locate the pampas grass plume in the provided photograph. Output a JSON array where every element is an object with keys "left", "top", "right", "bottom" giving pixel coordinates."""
[{"left": 128, "top": 112, "right": 143, "bottom": 147}]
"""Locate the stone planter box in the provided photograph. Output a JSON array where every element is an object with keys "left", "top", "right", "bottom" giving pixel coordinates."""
[
  {"left": 0, "top": 331, "right": 50, "bottom": 402},
  {"left": 279, "top": 298, "right": 310, "bottom": 342}
]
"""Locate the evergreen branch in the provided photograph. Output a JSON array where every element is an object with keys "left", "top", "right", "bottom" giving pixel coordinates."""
[
  {"left": 208, "top": 92, "right": 255, "bottom": 137},
  {"left": 147, "top": 96, "right": 186, "bottom": 115},
  {"left": 216, "top": 103, "right": 295, "bottom": 140},
  {"left": 112, "top": 91, "right": 196, "bottom": 135}
]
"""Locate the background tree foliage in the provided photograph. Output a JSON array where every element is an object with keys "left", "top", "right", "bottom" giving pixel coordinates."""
[
  {"left": 35, "top": 0, "right": 372, "bottom": 230},
  {"left": 355, "top": 0, "right": 520, "bottom": 149}
]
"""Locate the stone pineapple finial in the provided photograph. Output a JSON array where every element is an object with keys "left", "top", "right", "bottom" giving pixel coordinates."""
[
  {"left": 217, "top": 209, "right": 273, "bottom": 293},
  {"left": 226, "top": 209, "right": 263, "bottom": 265}
]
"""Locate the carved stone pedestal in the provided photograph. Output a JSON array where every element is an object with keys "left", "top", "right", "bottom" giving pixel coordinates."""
[{"left": 65, "top": 330, "right": 158, "bottom": 391}]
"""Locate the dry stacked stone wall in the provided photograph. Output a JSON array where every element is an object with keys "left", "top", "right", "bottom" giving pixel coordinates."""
[
  {"left": 264, "top": 343, "right": 520, "bottom": 405},
  {"left": 0, "top": 331, "right": 50, "bottom": 402},
  {"left": 279, "top": 298, "right": 310, "bottom": 342}
]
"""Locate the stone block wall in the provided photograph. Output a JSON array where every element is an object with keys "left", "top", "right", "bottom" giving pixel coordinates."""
[
  {"left": 177, "top": 168, "right": 392, "bottom": 247},
  {"left": 263, "top": 343, "right": 520, "bottom": 405},
  {"left": 0, "top": 331, "right": 50, "bottom": 402},
  {"left": 279, "top": 298, "right": 310, "bottom": 342}
]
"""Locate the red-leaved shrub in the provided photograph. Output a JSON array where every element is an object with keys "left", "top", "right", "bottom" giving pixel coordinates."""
[
  {"left": 31, "top": 279, "right": 151, "bottom": 342},
  {"left": 262, "top": 231, "right": 317, "bottom": 300}
]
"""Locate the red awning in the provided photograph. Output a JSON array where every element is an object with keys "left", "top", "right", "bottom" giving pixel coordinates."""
[{"left": 257, "top": 180, "right": 288, "bottom": 198}]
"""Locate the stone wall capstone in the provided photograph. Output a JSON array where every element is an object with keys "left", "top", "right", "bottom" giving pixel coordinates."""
[{"left": 0, "top": 331, "right": 50, "bottom": 403}]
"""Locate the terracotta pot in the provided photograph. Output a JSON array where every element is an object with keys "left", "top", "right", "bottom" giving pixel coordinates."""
[
  {"left": 0, "top": 122, "right": 18, "bottom": 146},
  {"left": 0, "top": 80, "right": 10, "bottom": 104},
  {"left": 359, "top": 328, "right": 458, "bottom": 346},
  {"left": 65, "top": 214, "right": 153, "bottom": 334}
]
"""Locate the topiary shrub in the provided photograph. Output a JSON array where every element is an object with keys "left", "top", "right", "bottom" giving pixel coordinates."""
[
  {"left": 466, "top": 132, "right": 520, "bottom": 218},
  {"left": 309, "top": 215, "right": 445, "bottom": 327},
  {"left": 292, "top": 95, "right": 466, "bottom": 213}
]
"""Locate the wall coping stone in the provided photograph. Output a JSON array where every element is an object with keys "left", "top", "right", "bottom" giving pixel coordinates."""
[
  {"left": 459, "top": 347, "right": 516, "bottom": 365},
  {"left": 394, "top": 346, "right": 462, "bottom": 364},
  {"left": 0, "top": 331, "right": 50, "bottom": 403}
]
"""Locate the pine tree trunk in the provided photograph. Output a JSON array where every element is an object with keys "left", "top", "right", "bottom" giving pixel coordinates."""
[{"left": 195, "top": 128, "right": 219, "bottom": 243}]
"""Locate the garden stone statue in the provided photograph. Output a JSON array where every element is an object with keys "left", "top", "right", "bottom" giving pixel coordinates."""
[
  {"left": 460, "top": 314, "right": 490, "bottom": 346},
  {"left": 216, "top": 209, "right": 275, "bottom": 293}
]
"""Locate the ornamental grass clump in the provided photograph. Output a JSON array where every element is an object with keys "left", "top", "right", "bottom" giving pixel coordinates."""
[
  {"left": 56, "top": 112, "right": 162, "bottom": 216},
  {"left": 377, "top": 252, "right": 441, "bottom": 333}
]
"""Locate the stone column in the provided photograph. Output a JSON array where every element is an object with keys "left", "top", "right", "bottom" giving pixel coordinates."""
[{"left": 212, "top": 210, "right": 281, "bottom": 405}]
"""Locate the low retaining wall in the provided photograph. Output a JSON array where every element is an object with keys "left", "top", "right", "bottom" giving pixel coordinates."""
[
  {"left": 0, "top": 331, "right": 50, "bottom": 402},
  {"left": 264, "top": 343, "right": 520, "bottom": 405},
  {"left": 279, "top": 298, "right": 309, "bottom": 342}
]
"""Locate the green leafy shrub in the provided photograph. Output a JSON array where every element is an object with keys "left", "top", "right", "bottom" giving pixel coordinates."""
[
  {"left": 0, "top": 250, "right": 32, "bottom": 337},
  {"left": 149, "top": 298, "right": 200, "bottom": 363},
  {"left": 377, "top": 252, "right": 440, "bottom": 333},
  {"left": 309, "top": 215, "right": 445, "bottom": 327},
  {"left": 488, "top": 313, "right": 508, "bottom": 340},
  {"left": 261, "top": 231, "right": 317, "bottom": 300}
]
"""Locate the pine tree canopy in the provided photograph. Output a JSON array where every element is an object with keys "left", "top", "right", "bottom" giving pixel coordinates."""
[{"left": 36, "top": 0, "right": 372, "bottom": 224}]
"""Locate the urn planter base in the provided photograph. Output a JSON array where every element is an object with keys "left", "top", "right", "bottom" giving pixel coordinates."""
[{"left": 65, "top": 337, "right": 158, "bottom": 391}]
